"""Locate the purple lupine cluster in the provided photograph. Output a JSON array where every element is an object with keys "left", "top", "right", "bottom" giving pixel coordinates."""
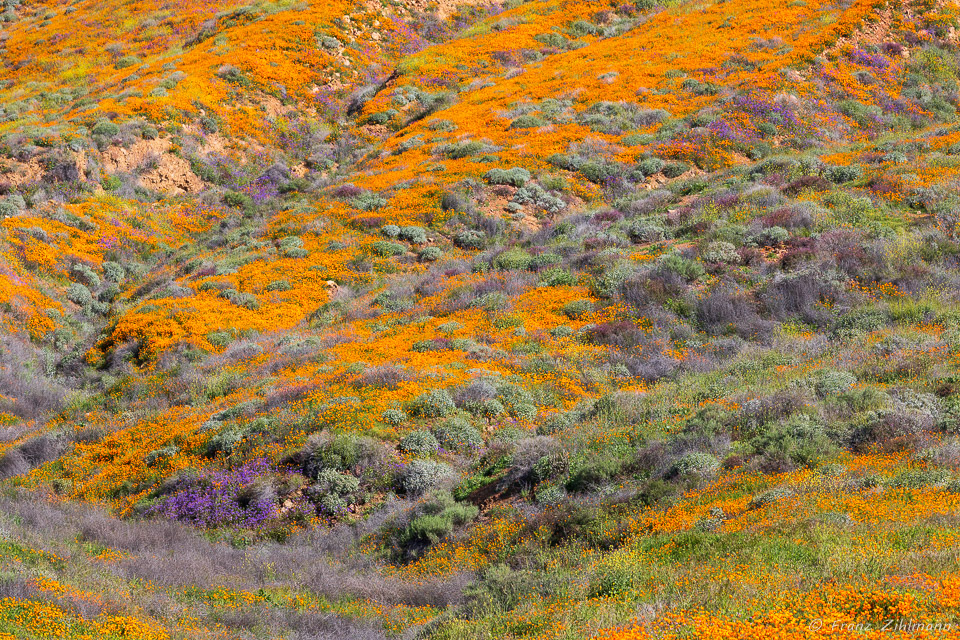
[
  {"left": 706, "top": 118, "right": 749, "bottom": 144},
  {"left": 276, "top": 119, "right": 314, "bottom": 160},
  {"left": 849, "top": 48, "right": 890, "bottom": 69},
  {"left": 48, "top": 180, "right": 87, "bottom": 204},
  {"left": 731, "top": 95, "right": 802, "bottom": 131},
  {"left": 201, "top": 152, "right": 244, "bottom": 189},
  {"left": 386, "top": 15, "right": 431, "bottom": 55},
  {"left": 244, "top": 177, "right": 280, "bottom": 205},
  {"left": 312, "top": 89, "right": 347, "bottom": 123},
  {"left": 98, "top": 235, "right": 120, "bottom": 251},
  {"left": 148, "top": 459, "right": 276, "bottom": 529}
]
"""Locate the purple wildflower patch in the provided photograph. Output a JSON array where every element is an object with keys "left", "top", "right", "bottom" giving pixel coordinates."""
[{"left": 148, "top": 459, "right": 277, "bottom": 529}]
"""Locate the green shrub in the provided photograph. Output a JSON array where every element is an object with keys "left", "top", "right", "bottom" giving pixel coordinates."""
[
  {"left": 206, "top": 428, "right": 245, "bottom": 456},
  {"left": 510, "top": 115, "right": 546, "bottom": 129},
  {"left": 399, "top": 460, "right": 453, "bottom": 495},
  {"left": 836, "top": 387, "right": 889, "bottom": 413},
  {"left": 531, "top": 452, "right": 568, "bottom": 483},
  {"left": 350, "top": 192, "right": 388, "bottom": 211},
  {"left": 399, "top": 226, "right": 428, "bottom": 244},
  {"left": 264, "top": 279, "right": 291, "bottom": 292},
  {"left": 102, "top": 261, "right": 125, "bottom": 283},
  {"left": 672, "top": 452, "right": 720, "bottom": 477},
  {"left": 455, "top": 230, "right": 486, "bottom": 249},
  {"left": 825, "top": 164, "right": 863, "bottom": 184},
  {"left": 372, "top": 291, "right": 413, "bottom": 312},
  {"left": 101, "top": 176, "right": 122, "bottom": 191},
  {"left": 221, "top": 290, "right": 259, "bottom": 310},
  {"left": 401, "top": 492, "right": 478, "bottom": 544},
  {"left": 700, "top": 241, "right": 740, "bottom": 264},
  {"left": 547, "top": 153, "right": 583, "bottom": 171},
  {"left": 494, "top": 248, "right": 533, "bottom": 270},
  {"left": 628, "top": 219, "right": 667, "bottom": 243},
  {"left": 833, "top": 307, "right": 888, "bottom": 337},
  {"left": 590, "top": 555, "right": 643, "bottom": 597},
  {"left": 569, "top": 19, "right": 601, "bottom": 36},
  {"left": 747, "top": 226, "right": 789, "bottom": 247},
  {"left": 433, "top": 417, "right": 483, "bottom": 452},
  {"left": 471, "top": 291, "right": 507, "bottom": 310},
  {"left": 567, "top": 454, "right": 623, "bottom": 492},
  {"left": 592, "top": 263, "right": 636, "bottom": 298},
  {"left": 303, "top": 433, "right": 367, "bottom": 476},
  {"left": 278, "top": 235, "right": 304, "bottom": 253},
  {"left": 145, "top": 446, "right": 178, "bottom": 467},
  {"left": 99, "top": 284, "right": 120, "bottom": 303},
  {"left": 485, "top": 167, "right": 531, "bottom": 187},
  {"left": 814, "top": 370, "right": 857, "bottom": 398},
  {"left": 496, "top": 384, "right": 537, "bottom": 420},
  {"left": 681, "top": 78, "right": 719, "bottom": 96},
  {"left": 750, "top": 414, "right": 836, "bottom": 468},
  {"left": 223, "top": 191, "right": 253, "bottom": 210},
  {"left": 409, "top": 389, "right": 456, "bottom": 418},
  {"left": 658, "top": 252, "right": 705, "bottom": 281},
  {"left": 757, "top": 121, "right": 777, "bottom": 137},
  {"left": 381, "top": 224, "right": 401, "bottom": 238},
  {"left": 513, "top": 183, "right": 566, "bottom": 214},
  {"left": 207, "top": 331, "right": 233, "bottom": 348},
  {"left": 366, "top": 111, "right": 392, "bottom": 125},
  {"left": 419, "top": 246, "right": 442, "bottom": 262},
  {"left": 534, "top": 483, "right": 567, "bottom": 505},
  {"left": 463, "top": 397, "right": 505, "bottom": 420},
  {"left": 748, "top": 487, "right": 794, "bottom": 509},
  {"left": 72, "top": 264, "right": 101, "bottom": 289},
  {"left": 662, "top": 161, "right": 690, "bottom": 178},
  {"left": 563, "top": 299, "right": 593, "bottom": 319},
  {"left": 636, "top": 157, "right": 666, "bottom": 176},
  {"left": 403, "top": 513, "right": 452, "bottom": 545},
  {"left": 307, "top": 469, "right": 360, "bottom": 514},
  {"left": 277, "top": 236, "right": 304, "bottom": 257},
  {"left": 382, "top": 409, "right": 408, "bottom": 426},
  {"left": 372, "top": 241, "right": 406, "bottom": 257},
  {"left": 279, "top": 178, "right": 311, "bottom": 194},
  {"left": 215, "top": 65, "right": 249, "bottom": 86},
  {"left": 115, "top": 55, "right": 142, "bottom": 69},
  {"left": 318, "top": 35, "right": 341, "bottom": 49},
  {"left": 535, "top": 32, "right": 570, "bottom": 48},
  {"left": 539, "top": 268, "right": 576, "bottom": 286},
  {"left": 444, "top": 140, "right": 486, "bottom": 159},
  {"left": 66, "top": 283, "right": 92, "bottom": 307},
  {"left": 579, "top": 160, "right": 620, "bottom": 184},
  {"left": 91, "top": 119, "right": 120, "bottom": 137},
  {"left": 399, "top": 430, "right": 439, "bottom": 456},
  {"left": 428, "top": 119, "right": 457, "bottom": 131}
]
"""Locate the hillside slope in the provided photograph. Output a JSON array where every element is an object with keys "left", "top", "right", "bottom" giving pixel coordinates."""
[{"left": 3, "top": 0, "right": 960, "bottom": 638}]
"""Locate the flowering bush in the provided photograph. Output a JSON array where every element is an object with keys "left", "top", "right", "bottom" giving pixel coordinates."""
[{"left": 147, "top": 460, "right": 276, "bottom": 528}]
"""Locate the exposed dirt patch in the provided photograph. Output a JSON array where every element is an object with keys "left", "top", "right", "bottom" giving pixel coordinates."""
[
  {"left": 291, "top": 163, "right": 309, "bottom": 178},
  {"left": 99, "top": 138, "right": 172, "bottom": 174},
  {"left": 402, "top": 0, "right": 490, "bottom": 19},
  {"left": 821, "top": 2, "right": 946, "bottom": 58},
  {"left": 0, "top": 159, "right": 44, "bottom": 188},
  {"left": 97, "top": 137, "right": 204, "bottom": 195},
  {"left": 478, "top": 186, "right": 515, "bottom": 217},
  {"left": 198, "top": 132, "right": 235, "bottom": 158},
  {"left": 140, "top": 155, "right": 205, "bottom": 195}
]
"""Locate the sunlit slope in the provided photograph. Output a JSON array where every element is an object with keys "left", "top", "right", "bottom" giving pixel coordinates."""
[{"left": 1, "top": 0, "right": 960, "bottom": 639}]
